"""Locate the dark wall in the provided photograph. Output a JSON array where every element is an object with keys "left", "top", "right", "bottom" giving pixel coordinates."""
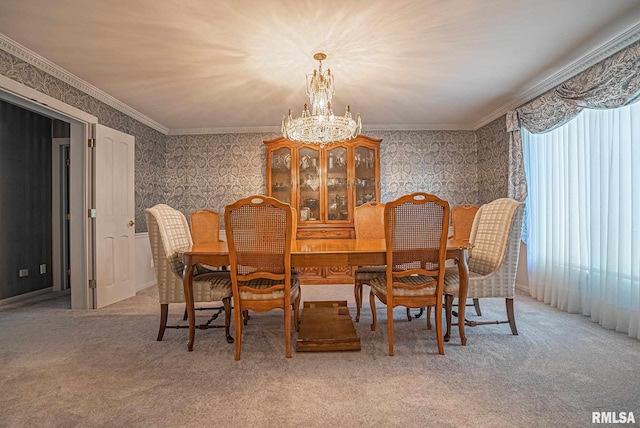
[
  {"left": 52, "top": 119, "right": 70, "bottom": 138},
  {"left": 0, "top": 99, "right": 53, "bottom": 299}
]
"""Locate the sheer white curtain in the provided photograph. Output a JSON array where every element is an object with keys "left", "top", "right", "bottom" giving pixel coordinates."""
[{"left": 523, "top": 102, "right": 640, "bottom": 339}]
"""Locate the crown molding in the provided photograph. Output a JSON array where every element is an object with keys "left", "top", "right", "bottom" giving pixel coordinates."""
[
  {"left": 472, "top": 23, "right": 640, "bottom": 130},
  {"left": 168, "top": 123, "right": 476, "bottom": 135},
  {"left": 363, "top": 124, "right": 475, "bottom": 132},
  {"left": 0, "top": 33, "right": 169, "bottom": 135},
  {"left": 167, "top": 125, "right": 281, "bottom": 136}
]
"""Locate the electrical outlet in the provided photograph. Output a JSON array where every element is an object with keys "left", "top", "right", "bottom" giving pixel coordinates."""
[
  {"left": 40, "top": 264, "right": 46, "bottom": 274},
  {"left": 150, "top": 258, "right": 154, "bottom": 268},
  {"left": 19, "top": 269, "right": 29, "bottom": 277}
]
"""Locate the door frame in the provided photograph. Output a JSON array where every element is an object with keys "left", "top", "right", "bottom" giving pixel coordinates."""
[
  {"left": 0, "top": 75, "right": 97, "bottom": 309},
  {"left": 52, "top": 138, "right": 71, "bottom": 292}
]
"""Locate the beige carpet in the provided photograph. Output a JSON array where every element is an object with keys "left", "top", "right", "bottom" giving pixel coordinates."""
[{"left": 1, "top": 284, "right": 639, "bottom": 427}]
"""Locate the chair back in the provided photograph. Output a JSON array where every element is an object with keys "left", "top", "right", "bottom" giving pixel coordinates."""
[
  {"left": 145, "top": 204, "right": 193, "bottom": 303},
  {"left": 354, "top": 201, "right": 385, "bottom": 239},
  {"left": 385, "top": 193, "right": 450, "bottom": 280},
  {"left": 225, "top": 195, "right": 293, "bottom": 281},
  {"left": 451, "top": 204, "right": 479, "bottom": 241},
  {"left": 190, "top": 209, "right": 221, "bottom": 245},
  {"left": 468, "top": 198, "right": 524, "bottom": 277}
]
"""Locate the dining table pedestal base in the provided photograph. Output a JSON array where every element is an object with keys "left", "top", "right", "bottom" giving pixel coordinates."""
[{"left": 295, "top": 301, "right": 361, "bottom": 352}]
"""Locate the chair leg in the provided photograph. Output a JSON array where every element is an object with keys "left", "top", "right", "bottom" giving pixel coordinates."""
[
  {"left": 406, "top": 307, "right": 412, "bottom": 321},
  {"left": 284, "top": 302, "right": 292, "bottom": 359},
  {"left": 223, "top": 297, "right": 234, "bottom": 343},
  {"left": 293, "top": 289, "right": 301, "bottom": 332},
  {"left": 183, "top": 306, "right": 188, "bottom": 321},
  {"left": 426, "top": 305, "right": 432, "bottom": 330},
  {"left": 435, "top": 300, "right": 444, "bottom": 355},
  {"left": 369, "top": 291, "right": 377, "bottom": 331},
  {"left": 506, "top": 298, "right": 518, "bottom": 335},
  {"left": 234, "top": 297, "right": 243, "bottom": 361},
  {"left": 387, "top": 302, "right": 395, "bottom": 356},
  {"left": 157, "top": 304, "right": 168, "bottom": 341},
  {"left": 444, "top": 295, "right": 453, "bottom": 342},
  {"left": 284, "top": 307, "right": 291, "bottom": 358},
  {"left": 354, "top": 281, "right": 362, "bottom": 322},
  {"left": 473, "top": 298, "right": 482, "bottom": 316},
  {"left": 243, "top": 310, "right": 250, "bottom": 325}
]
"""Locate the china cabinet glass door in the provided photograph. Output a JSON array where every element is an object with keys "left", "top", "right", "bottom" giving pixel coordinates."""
[
  {"left": 354, "top": 146, "right": 376, "bottom": 206},
  {"left": 269, "top": 147, "right": 292, "bottom": 204},
  {"left": 326, "top": 146, "right": 349, "bottom": 221},
  {"left": 298, "top": 146, "right": 321, "bottom": 222}
]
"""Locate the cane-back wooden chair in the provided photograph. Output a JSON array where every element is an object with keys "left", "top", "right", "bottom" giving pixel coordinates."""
[
  {"left": 444, "top": 198, "right": 524, "bottom": 339},
  {"left": 190, "top": 209, "right": 229, "bottom": 270},
  {"left": 225, "top": 195, "right": 301, "bottom": 360},
  {"left": 353, "top": 202, "right": 386, "bottom": 322},
  {"left": 450, "top": 204, "right": 480, "bottom": 241},
  {"left": 368, "top": 192, "right": 450, "bottom": 356},
  {"left": 146, "top": 204, "right": 233, "bottom": 343},
  {"left": 414, "top": 203, "right": 482, "bottom": 321},
  {"left": 190, "top": 209, "right": 222, "bottom": 245},
  {"left": 451, "top": 204, "right": 481, "bottom": 316}
]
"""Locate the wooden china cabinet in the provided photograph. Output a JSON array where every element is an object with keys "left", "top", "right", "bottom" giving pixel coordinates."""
[{"left": 264, "top": 135, "right": 381, "bottom": 284}]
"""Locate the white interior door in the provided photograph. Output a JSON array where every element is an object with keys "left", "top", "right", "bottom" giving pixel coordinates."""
[{"left": 94, "top": 124, "right": 135, "bottom": 308}]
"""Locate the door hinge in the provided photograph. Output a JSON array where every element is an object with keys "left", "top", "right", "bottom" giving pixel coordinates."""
[
  {"left": 88, "top": 279, "right": 96, "bottom": 289},
  {"left": 88, "top": 138, "right": 95, "bottom": 148},
  {"left": 88, "top": 208, "right": 96, "bottom": 218},
  {"left": 66, "top": 158, "right": 71, "bottom": 166},
  {"left": 65, "top": 213, "right": 71, "bottom": 221},
  {"left": 66, "top": 269, "right": 71, "bottom": 277}
]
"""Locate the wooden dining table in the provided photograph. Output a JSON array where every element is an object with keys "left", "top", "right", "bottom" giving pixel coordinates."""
[{"left": 179, "top": 238, "right": 470, "bottom": 351}]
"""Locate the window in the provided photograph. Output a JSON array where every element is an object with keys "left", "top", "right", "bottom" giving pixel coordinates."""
[{"left": 523, "top": 102, "right": 640, "bottom": 338}]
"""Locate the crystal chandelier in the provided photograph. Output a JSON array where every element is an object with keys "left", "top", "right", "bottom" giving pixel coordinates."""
[{"left": 282, "top": 53, "right": 361, "bottom": 147}]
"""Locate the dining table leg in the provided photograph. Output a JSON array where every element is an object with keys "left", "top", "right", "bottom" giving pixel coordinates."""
[{"left": 183, "top": 260, "right": 196, "bottom": 351}]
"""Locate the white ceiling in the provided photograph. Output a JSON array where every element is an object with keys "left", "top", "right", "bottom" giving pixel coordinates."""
[{"left": 1, "top": 0, "right": 639, "bottom": 134}]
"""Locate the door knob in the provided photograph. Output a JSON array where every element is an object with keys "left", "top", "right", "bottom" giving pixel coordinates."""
[{"left": 128, "top": 220, "right": 135, "bottom": 227}]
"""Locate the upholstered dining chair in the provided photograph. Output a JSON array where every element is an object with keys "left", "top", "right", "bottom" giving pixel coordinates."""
[
  {"left": 368, "top": 192, "right": 450, "bottom": 356},
  {"left": 444, "top": 198, "right": 524, "bottom": 338},
  {"left": 225, "top": 195, "right": 301, "bottom": 360},
  {"left": 146, "top": 204, "right": 233, "bottom": 343}
]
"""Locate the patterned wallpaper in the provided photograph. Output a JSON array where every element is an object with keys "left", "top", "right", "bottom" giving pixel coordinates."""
[
  {"left": 368, "top": 130, "right": 479, "bottom": 206},
  {"left": 0, "top": 50, "right": 165, "bottom": 231},
  {"left": 163, "top": 132, "right": 277, "bottom": 221},
  {"left": 475, "top": 115, "right": 509, "bottom": 204},
  {"left": 162, "top": 129, "right": 482, "bottom": 229},
  {"left": 1, "top": 47, "right": 512, "bottom": 233}
]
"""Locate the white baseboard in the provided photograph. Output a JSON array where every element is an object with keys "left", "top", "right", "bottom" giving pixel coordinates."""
[
  {"left": 135, "top": 232, "right": 157, "bottom": 292},
  {"left": 515, "top": 282, "right": 529, "bottom": 294},
  {"left": 138, "top": 280, "right": 157, "bottom": 292}
]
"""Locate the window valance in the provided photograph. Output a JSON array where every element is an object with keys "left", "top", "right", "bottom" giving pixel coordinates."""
[{"left": 506, "top": 40, "right": 640, "bottom": 202}]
